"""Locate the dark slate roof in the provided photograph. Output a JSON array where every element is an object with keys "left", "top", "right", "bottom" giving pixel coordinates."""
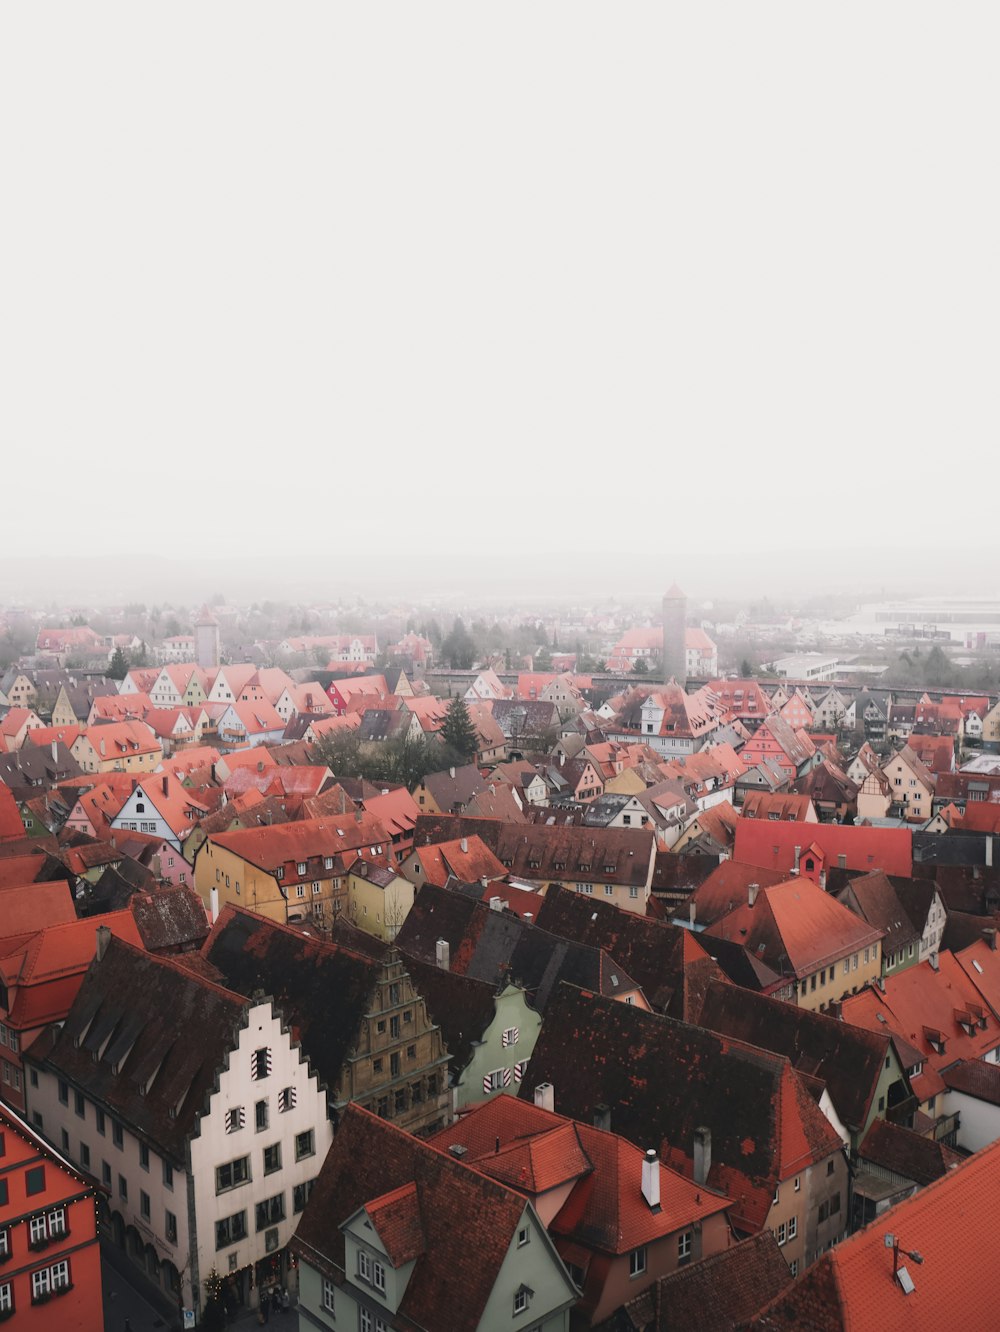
[
  {"left": 532, "top": 885, "right": 725, "bottom": 1021},
  {"left": 130, "top": 888, "right": 210, "bottom": 952},
  {"left": 857, "top": 1118, "right": 962, "bottom": 1187},
  {"left": 836, "top": 871, "right": 920, "bottom": 955},
  {"left": 414, "top": 814, "right": 655, "bottom": 889},
  {"left": 941, "top": 1057, "right": 1000, "bottom": 1107},
  {"left": 33, "top": 936, "right": 248, "bottom": 1158},
  {"left": 696, "top": 935, "right": 787, "bottom": 994},
  {"left": 697, "top": 979, "right": 893, "bottom": 1132},
  {"left": 419, "top": 764, "right": 487, "bottom": 811},
  {"left": 651, "top": 851, "right": 721, "bottom": 899},
  {"left": 519, "top": 985, "right": 841, "bottom": 1235},
  {"left": 395, "top": 884, "right": 644, "bottom": 1012},
  {"left": 490, "top": 698, "right": 561, "bottom": 739},
  {"left": 0, "top": 742, "right": 82, "bottom": 795},
  {"left": 201, "top": 906, "right": 381, "bottom": 1096},
  {"left": 398, "top": 953, "right": 499, "bottom": 1073},
  {"left": 292, "top": 1105, "right": 563, "bottom": 1332},
  {"left": 597, "top": 1231, "right": 793, "bottom": 1332}
]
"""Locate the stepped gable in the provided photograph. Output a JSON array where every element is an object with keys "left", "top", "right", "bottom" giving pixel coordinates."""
[
  {"left": 201, "top": 905, "right": 380, "bottom": 1092},
  {"left": 34, "top": 936, "right": 247, "bottom": 1157}
]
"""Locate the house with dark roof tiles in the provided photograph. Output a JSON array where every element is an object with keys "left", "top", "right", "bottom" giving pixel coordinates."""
[
  {"left": 24, "top": 934, "right": 332, "bottom": 1319},
  {"left": 518, "top": 986, "right": 848, "bottom": 1275},
  {"left": 292, "top": 1104, "right": 579, "bottom": 1332}
]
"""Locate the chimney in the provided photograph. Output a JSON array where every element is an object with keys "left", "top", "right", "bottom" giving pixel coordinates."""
[
  {"left": 593, "top": 1104, "right": 611, "bottom": 1131},
  {"left": 524, "top": 912, "right": 533, "bottom": 923},
  {"left": 162, "top": 775, "right": 169, "bottom": 795},
  {"left": 748, "top": 883, "right": 759, "bottom": 908},
  {"left": 461, "top": 837, "right": 468, "bottom": 854},
  {"left": 693, "top": 1126, "right": 711, "bottom": 1186},
  {"left": 51, "top": 740, "right": 59, "bottom": 764},
  {"left": 989, "top": 837, "right": 995, "bottom": 869},
  {"left": 95, "top": 924, "right": 111, "bottom": 962},
  {"left": 818, "top": 869, "right": 827, "bottom": 890},
  {"left": 489, "top": 896, "right": 502, "bottom": 911},
  {"left": 435, "top": 939, "right": 450, "bottom": 971},
  {"left": 793, "top": 845, "right": 801, "bottom": 872},
  {"left": 533, "top": 1083, "right": 554, "bottom": 1113},
  {"left": 449, "top": 767, "right": 456, "bottom": 779},
  {"left": 210, "top": 886, "right": 220, "bottom": 923},
  {"left": 210, "top": 763, "right": 217, "bottom": 783},
  {"left": 641, "top": 1149, "right": 661, "bottom": 1210},
  {"left": 984, "top": 928, "right": 998, "bottom": 952},
  {"left": 689, "top": 901, "right": 697, "bottom": 927}
]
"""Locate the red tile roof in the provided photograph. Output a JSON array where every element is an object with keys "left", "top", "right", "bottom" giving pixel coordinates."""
[
  {"left": 733, "top": 820, "right": 912, "bottom": 877},
  {"left": 208, "top": 812, "right": 392, "bottom": 872},
  {"left": 749, "top": 1135, "right": 1000, "bottom": 1330},
  {"left": 0, "top": 784, "right": 26, "bottom": 840},
  {"left": 841, "top": 951, "right": 1000, "bottom": 1075},
  {"left": 705, "top": 877, "right": 883, "bottom": 980}
]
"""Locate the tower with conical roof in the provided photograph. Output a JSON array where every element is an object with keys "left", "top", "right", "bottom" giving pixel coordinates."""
[
  {"left": 194, "top": 605, "right": 221, "bottom": 670},
  {"left": 662, "top": 583, "right": 686, "bottom": 685}
]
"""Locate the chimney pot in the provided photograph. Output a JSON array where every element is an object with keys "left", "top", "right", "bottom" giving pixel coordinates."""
[
  {"left": 533, "top": 1083, "right": 554, "bottom": 1112},
  {"left": 693, "top": 1126, "right": 711, "bottom": 1186},
  {"left": 641, "top": 1149, "right": 661, "bottom": 1210}
]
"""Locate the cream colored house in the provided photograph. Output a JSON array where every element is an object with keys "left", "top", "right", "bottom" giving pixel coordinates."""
[
  {"left": 70, "top": 720, "right": 163, "bottom": 773},
  {"left": 983, "top": 699, "right": 1000, "bottom": 749},
  {"left": 346, "top": 863, "right": 415, "bottom": 941},
  {"left": 856, "top": 767, "right": 892, "bottom": 821},
  {"left": 882, "top": 747, "right": 936, "bottom": 822}
]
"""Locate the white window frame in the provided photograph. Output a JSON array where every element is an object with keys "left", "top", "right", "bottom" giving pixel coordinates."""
[{"left": 630, "top": 1246, "right": 647, "bottom": 1276}]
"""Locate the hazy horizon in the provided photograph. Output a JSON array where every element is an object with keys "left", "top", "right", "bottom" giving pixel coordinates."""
[{"left": 3, "top": 4, "right": 996, "bottom": 586}]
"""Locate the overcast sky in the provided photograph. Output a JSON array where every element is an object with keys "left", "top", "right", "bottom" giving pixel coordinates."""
[{"left": 2, "top": 4, "right": 997, "bottom": 601}]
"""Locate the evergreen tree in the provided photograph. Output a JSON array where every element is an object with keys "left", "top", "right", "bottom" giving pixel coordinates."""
[
  {"left": 440, "top": 695, "right": 479, "bottom": 761},
  {"left": 441, "top": 617, "right": 476, "bottom": 669},
  {"left": 108, "top": 646, "right": 129, "bottom": 680}
]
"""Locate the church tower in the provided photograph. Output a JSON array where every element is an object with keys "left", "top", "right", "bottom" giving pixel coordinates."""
[{"left": 662, "top": 583, "right": 686, "bottom": 684}]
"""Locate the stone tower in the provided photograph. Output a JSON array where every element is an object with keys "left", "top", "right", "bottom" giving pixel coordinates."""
[
  {"left": 662, "top": 583, "right": 686, "bottom": 684},
  {"left": 194, "top": 605, "right": 221, "bottom": 670}
]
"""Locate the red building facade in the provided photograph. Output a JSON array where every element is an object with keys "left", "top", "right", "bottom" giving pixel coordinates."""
[{"left": 0, "top": 1102, "right": 103, "bottom": 1327}]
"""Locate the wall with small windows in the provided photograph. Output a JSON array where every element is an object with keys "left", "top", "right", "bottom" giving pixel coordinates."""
[
  {"left": 0, "top": 1101, "right": 104, "bottom": 1329},
  {"left": 458, "top": 985, "right": 541, "bottom": 1110},
  {"left": 24, "top": 1059, "right": 192, "bottom": 1308},
  {"left": 189, "top": 1000, "right": 331, "bottom": 1312}
]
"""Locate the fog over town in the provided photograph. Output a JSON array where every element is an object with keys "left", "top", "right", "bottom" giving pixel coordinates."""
[{"left": 2, "top": 1, "right": 998, "bottom": 1328}]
